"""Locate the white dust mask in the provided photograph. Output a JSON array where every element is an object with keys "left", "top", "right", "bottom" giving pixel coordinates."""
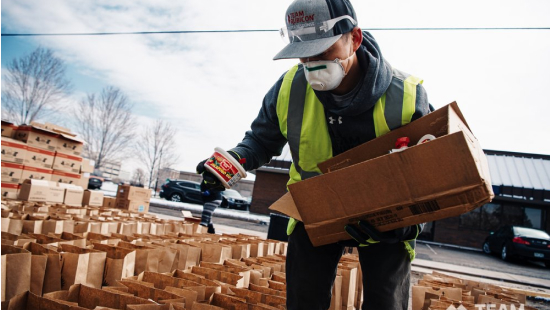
[{"left": 303, "top": 51, "right": 355, "bottom": 91}]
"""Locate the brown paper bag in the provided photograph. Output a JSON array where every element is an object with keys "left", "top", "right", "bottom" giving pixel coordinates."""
[
  {"left": 46, "top": 283, "right": 154, "bottom": 309},
  {"left": 1, "top": 232, "right": 36, "bottom": 246},
  {"left": 58, "top": 244, "right": 107, "bottom": 289},
  {"left": 93, "top": 243, "right": 136, "bottom": 286},
  {"left": 191, "top": 266, "right": 245, "bottom": 287},
  {"left": 22, "top": 219, "right": 44, "bottom": 234},
  {"left": 169, "top": 241, "right": 201, "bottom": 271},
  {"left": 23, "top": 242, "right": 63, "bottom": 294},
  {"left": 116, "top": 241, "right": 155, "bottom": 275},
  {"left": 1, "top": 217, "right": 24, "bottom": 235},
  {"left": 187, "top": 241, "right": 232, "bottom": 263},
  {"left": 411, "top": 286, "right": 463, "bottom": 310},
  {"left": 340, "top": 265, "right": 357, "bottom": 309},
  {"left": 41, "top": 219, "right": 65, "bottom": 235},
  {"left": 28, "top": 253, "right": 48, "bottom": 296},
  {"left": 148, "top": 245, "right": 178, "bottom": 274},
  {"left": 1, "top": 245, "right": 31, "bottom": 302},
  {"left": 329, "top": 273, "right": 342, "bottom": 310}
]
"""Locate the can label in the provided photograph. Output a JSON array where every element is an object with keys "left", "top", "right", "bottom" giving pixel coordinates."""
[{"left": 205, "top": 151, "right": 239, "bottom": 183}]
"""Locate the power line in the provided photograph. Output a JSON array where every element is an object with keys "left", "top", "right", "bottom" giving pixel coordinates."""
[{"left": 2, "top": 27, "right": 550, "bottom": 37}]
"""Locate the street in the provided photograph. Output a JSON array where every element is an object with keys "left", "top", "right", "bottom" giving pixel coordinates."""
[{"left": 416, "top": 242, "right": 550, "bottom": 281}]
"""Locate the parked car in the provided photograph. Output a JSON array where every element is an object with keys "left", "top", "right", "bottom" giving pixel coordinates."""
[
  {"left": 159, "top": 179, "right": 203, "bottom": 204},
  {"left": 482, "top": 225, "right": 550, "bottom": 267},
  {"left": 220, "top": 189, "right": 250, "bottom": 211},
  {"left": 88, "top": 176, "right": 103, "bottom": 190}
]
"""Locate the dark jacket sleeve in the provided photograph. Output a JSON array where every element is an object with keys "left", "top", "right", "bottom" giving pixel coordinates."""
[
  {"left": 229, "top": 76, "right": 288, "bottom": 171},
  {"left": 411, "top": 83, "right": 430, "bottom": 122}
]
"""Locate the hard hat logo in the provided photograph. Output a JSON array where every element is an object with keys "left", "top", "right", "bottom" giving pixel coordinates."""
[{"left": 287, "top": 11, "right": 315, "bottom": 25}]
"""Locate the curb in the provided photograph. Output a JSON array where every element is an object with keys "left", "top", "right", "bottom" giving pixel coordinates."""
[
  {"left": 417, "top": 240, "right": 482, "bottom": 253},
  {"left": 149, "top": 200, "right": 270, "bottom": 225}
]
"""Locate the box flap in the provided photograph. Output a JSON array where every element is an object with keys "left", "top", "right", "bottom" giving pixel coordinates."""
[
  {"left": 24, "top": 123, "right": 59, "bottom": 136},
  {"left": 449, "top": 101, "right": 472, "bottom": 133},
  {"left": 268, "top": 192, "right": 302, "bottom": 221},
  {"left": 58, "top": 132, "right": 85, "bottom": 144},
  {"left": 318, "top": 102, "right": 472, "bottom": 174},
  {"left": 1, "top": 119, "right": 16, "bottom": 126}
]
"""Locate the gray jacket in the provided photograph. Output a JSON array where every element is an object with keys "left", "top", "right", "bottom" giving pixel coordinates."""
[{"left": 231, "top": 31, "right": 430, "bottom": 171}]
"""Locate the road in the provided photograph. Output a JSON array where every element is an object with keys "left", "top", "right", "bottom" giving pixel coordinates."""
[{"left": 416, "top": 242, "right": 550, "bottom": 281}]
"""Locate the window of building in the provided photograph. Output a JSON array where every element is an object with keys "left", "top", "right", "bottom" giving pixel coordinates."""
[
  {"left": 480, "top": 203, "right": 502, "bottom": 231},
  {"left": 459, "top": 202, "right": 544, "bottom": 231},
  {"left": 502, "top": 204, "right": 525, "bottom": 227},
  {"left": 524, "top": 207, "right": 542, "bottom": 229},
  {"left": 459, "top": 207, "right": 481, "bottom": 229}
]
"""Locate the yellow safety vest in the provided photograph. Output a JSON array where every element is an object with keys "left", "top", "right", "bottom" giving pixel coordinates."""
[{"left": 277, "top": 63, "right": 423, "bottom": 260}]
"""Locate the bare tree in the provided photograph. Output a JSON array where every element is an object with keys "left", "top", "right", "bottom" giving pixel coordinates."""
[
  {"left": 132, "top": 168, "right": 146, "bottom": 187},
  {"left": 74, "top": 86, "right": 136, "bottom": 170},
  {"left": 1, "top": 47, "right": 72, "bottom": 124},
  {"left": 135, "top": 120, "right": 180, "bottom": 189}
]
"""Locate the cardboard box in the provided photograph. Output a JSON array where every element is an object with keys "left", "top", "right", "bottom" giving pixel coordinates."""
[
  {"left": 1, "top": 182, "right": 20, "bottom": 199},
  {"left": 23, "top": 146, "right": 55, "bottom": 169},
  {"left": 1, "top": 120, "right": 17, "bottom": 138},
  {"left": 56, "top": 133, "right": 84, "bottom": 157},
  {"left": 83, "top": 190, "right": 104, "bottom": 207},
  {"left": 58, "top": 183, "right": 84, "bottom": 206},
  {"left": 115, "top": 199, "right": 150, "bottom": 213},
  {"left": 14, "top": 125, "right": 59, "bottom": 151},
  {"left": 47, "top": 181, "right": 65, "bottom": 204},
  {"left": 79, "top": 173, "right": 90, "bottom": 190},
  {"left": 1, "top": 162, "right": 24, "bottom": 184},
  {"left": 18, "top": 179, "right": 50, "bottom": 202},
  {"left": 1, "top": 137, "right": 27, "bottom": 164},
  {"left": 116, "top": 184, "right": 151, "bottom": 202},
  {"left": 270, "top": 102, "right": 494, "bottom": 247},
  {"left": 53, "top": 151, "right": 83, "bottom": 174},
  {"left": 81, "top": 158, "right": 95, "bottom": 173},
  {"left": 103, "top": 196, "right": 117, "bottom": 208},
  {"left": 21, "top": 166, "right": 52, "bottom": 182},
  {"left": 51, "top": 170, "right": 81, "bottom": 185}
]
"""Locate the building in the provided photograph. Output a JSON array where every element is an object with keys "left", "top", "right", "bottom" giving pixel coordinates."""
[
  {"left": 253, "top": 147, "right": 550, "bottom": 248},
  {"left": 424, "top": 150, "right": 550, "bottom": 248},
  {"left": 97, "top": 161, "right": 122, "bottom": 179}
]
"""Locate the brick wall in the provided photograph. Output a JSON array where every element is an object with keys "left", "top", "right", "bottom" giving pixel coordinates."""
[
  {"left": 433, "top": 216, "right": 490, "bottom": 248},
  {"left": 250, "top": 170, "right": 289, "bottom": 215}
]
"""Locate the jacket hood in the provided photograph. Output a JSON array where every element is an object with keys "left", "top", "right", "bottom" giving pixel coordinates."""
[{"left": 315, "top": 31, "right": 393, "bottom": 116}]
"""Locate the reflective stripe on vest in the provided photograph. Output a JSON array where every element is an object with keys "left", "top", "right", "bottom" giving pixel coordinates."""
[{"left": 277, "top": 64, "right": 423, "bottom": 187}]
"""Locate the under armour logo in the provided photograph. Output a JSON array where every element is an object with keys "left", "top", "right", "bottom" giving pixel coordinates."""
[
  {"left": 329, "top": 116, "right": 343, "bottom": 124},
  {"left": 446, "top": 305, "right": 467, "bottom": 310}
]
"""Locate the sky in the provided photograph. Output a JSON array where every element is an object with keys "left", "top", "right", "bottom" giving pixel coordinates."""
[{"left": 2, "top": 0, "right": 550, "bottom": 181}]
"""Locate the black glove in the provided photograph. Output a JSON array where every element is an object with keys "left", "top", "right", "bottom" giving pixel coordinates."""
[
  {"left": 196, "top": 158, "right": 226, "bottom": 193},
  {"left": 196, "top": 151, "right": 245, "bottom": 201},
  {"left": 344, "top": 221, "right": 423, "bottom": 245}
]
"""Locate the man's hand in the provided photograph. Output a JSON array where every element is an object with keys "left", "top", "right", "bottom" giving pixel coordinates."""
[
  {"left": 196, "top": 159, "right": 226, "bottom": 193},
  {"left": 196, "top": 151, "right": 245, "bottom": 195},
  {"left": 344, "top": 221, "right": 422, "bottom": 245}
]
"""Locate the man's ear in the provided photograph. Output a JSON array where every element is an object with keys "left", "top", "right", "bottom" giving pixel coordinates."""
[{"left": 351, "top": 27, "right": 362, "bottom": 51}]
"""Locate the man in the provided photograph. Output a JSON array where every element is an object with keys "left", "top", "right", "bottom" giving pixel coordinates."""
[{"left": 197, "top": 0, "right": 431, "bottom": 309}]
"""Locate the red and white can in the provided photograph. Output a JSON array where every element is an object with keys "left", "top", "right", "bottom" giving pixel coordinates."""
[{"left": 203, "top": 147, "right": 247, "bottom": 189}]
